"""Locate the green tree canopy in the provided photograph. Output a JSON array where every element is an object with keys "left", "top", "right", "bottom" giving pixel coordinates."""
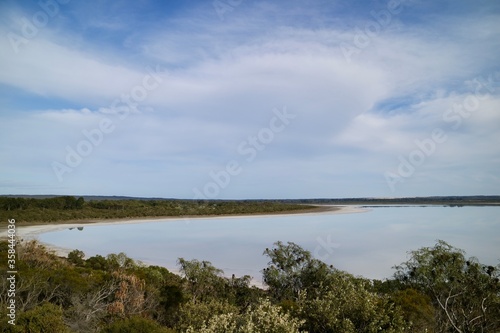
[
  {"left": 4, "top": 303, "right": 69, "bottom": 333},
  {"left": 262, "top": 241, "right": 335, "bottom": 301},
  {"left": 177, "top": 258, "right": 226, "bottom": 302},
  {"left": 394, "top": 240, "right": 500, "bottom": 333},
  {"left": 101, "top": 316, "right": 175, "bottom": 333},
  {"left": 186, "top": 298, "right": 306, "bottom": 333}
]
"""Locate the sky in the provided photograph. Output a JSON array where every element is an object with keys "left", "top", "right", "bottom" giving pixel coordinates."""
[{"left": 0, "top": 0, "right": 499, "bottom": 199}]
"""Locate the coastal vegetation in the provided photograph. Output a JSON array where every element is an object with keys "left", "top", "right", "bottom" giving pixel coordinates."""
[
  {"left": 0, "top": 196, "right": 316, "bottom": 224},
  {"left": 1, "top": 194, "right": 499, "bottom": 224},
  {"left": 1, "top": 197, "right": 499, "bottom": 331},
  {"left": 1, "top": 239, "right": 498, "bottom": 332},
  {"left": 280, "top": 196, "right": 500, "bottom": 206}
]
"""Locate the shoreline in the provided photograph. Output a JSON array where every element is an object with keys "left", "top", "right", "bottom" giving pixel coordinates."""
[
  {"left": 0, "top": 205, "right": 363, "bottom": 239},
  {"left": 1, "top": 204, "right": 333, "bottom": 228},
  {"left": 0, "top": 205, "right": 367, "bottom": 251},
  {"left": 0, "top": 205, "right": 368, "bottom": 285}
]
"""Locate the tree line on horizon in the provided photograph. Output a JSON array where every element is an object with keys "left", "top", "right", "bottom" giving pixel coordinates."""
[
  {"left": 2, "top": 195, "right": 499, "bottom": 224},
  {"left": 0, "top": 196, "right": 313, "bottom": 223},
  {"left": 0, "top": 239, "right": 498, "bottom": 333}
]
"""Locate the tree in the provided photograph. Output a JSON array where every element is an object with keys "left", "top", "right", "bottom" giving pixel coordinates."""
[
  {"left": 296, "top": 272, "right": 408, "bottom": 333},
  {"left": 68, "top": 249, "right": 85, "bottom": 266},
  {"left": 107, "top": 252, "right": 137, "bottom": 271},
  {"left": 17, "top": 240, "right": 64, "bottom": 270},
  {"left": 394, "top": 240, "right": 500, "bottom": 333},
  {"left": 390, "top": 288, "right": 436, "bottom": 333},
  {"left": 226, "top": 274, "right": 263, "bottom": 308},
  {"left": 101, "top": 316, "right": 175, "bottom": 333},
  {"left": 177, "top": 258, "right": 225, "bottom": 302},
  {"left": 262, "top": 242, "right": 409, "bottom": 333},
  {"left": 76, "top": 196, "right": 85, "bottom": 208},
  {"left": 262, "top": 241, "right": 335, "bottom": 301},
  {"left": 176, "top": 298, "right": 238, "bottom": 332},
  {"left": 3, "top": 302, "right": 70, "bottom": 333},
  {"left": 86, "top": 254, "right": 109, "bottom": 270},
  {"left": 107, "top": 271, "right": 148, "bottom": 317},
  {"left": 186, "top": 298, "right": 306, "bottom": 333}
]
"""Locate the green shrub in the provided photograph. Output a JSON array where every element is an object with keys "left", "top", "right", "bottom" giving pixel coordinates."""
[
  {"left": 4, "top": 303, "right": 69, "bottom": 333},
  {"left": 101, "top": 316, "right": 176, "bottom": 333}
]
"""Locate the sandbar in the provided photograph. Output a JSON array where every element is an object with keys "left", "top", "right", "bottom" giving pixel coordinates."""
[{"left": 0, "top": 205, "right": 368, "bottom": 259}]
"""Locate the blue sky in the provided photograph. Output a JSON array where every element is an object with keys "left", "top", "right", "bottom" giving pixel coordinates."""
[{"left": 1, "top": 0, "right": 499, "bottom": 199}]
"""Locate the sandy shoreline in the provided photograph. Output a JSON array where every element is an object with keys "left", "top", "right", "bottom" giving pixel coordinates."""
[{"left": 0, "top": 204, "right": 368, "bottom": 260}]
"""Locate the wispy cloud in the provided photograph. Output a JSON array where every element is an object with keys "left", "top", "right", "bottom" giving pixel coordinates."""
[{"left": 1, "top": 0, "right": 499, "bottom": 197}]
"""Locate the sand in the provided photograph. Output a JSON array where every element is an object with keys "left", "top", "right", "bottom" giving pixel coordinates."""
[{"left": 0, "top": 205, "right": 368, "bottom": 259}]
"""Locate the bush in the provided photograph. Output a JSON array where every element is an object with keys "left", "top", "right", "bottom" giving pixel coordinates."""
[
  {"left": 187, "top": 298, "right": 306, "bottom": 333},
  {"left": 68, "top": 249, "right": 85, "bottom": 266},
  {"left": 297, "top": 272, "right": 408, "bottom": 333},
  {"left": 4, "top": 303, "right": 69, "bottom": 333},
  {"left": 101, "top": 316, "right": 175, "bottom": 333},
  {"left": 176, "top": 299, "right": 238, "bottom": 332}
]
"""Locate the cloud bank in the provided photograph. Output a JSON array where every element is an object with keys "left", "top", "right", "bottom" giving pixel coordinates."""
[{"left": 1, "top": 0, "right": 499, "bottom": 198}]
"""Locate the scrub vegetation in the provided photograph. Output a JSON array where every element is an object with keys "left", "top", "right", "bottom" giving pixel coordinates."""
[
  {"left": 0, "top": 196, "right": 316, "bottom": 223},
  {"left": 1, "top": 239, "right": 498, "bottom": 332}
]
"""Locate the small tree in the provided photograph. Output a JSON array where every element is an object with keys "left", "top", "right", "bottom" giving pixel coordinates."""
[
  {"left": 101, "top": 316, "right": 174, "bottom": 333},
  {"left": 297, "top": 272, "right": 408, "bottom": 333},
  {"left": 176, "top": 298, "right": 238, "bottom": 332},
  {"left": 4, "top": 302, "right": 70, "bottom": 333},
  {"left": 394, "top": 240, "right": 500, "bottom": 333},
  {"left": 177, "top": 258, "right": 225, "bottom": 302},
  {"left": 390, "top": 288, "right": 436, "bottom": 332},
  {"left": 262, "top": 241, "right": 334, "bottom": 301},
  {"left": 68, "top": 249, "right": 85, "bottom": 266},
  {"left": 76, "top": 196, "right": 85, "bottom": 208},
  {"left": 187, "top": 298, "right": 306, "bottom": 333},
  {"left": 107, "top": 252, "right": 137, "bottom": 271}
]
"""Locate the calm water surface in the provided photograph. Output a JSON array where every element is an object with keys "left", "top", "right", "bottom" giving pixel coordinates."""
[{"left": 39, "top": 206, "right": 500, "bottom": 282}]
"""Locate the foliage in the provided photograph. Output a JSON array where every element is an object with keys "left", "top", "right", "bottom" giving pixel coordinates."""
[
  {"left": 177, "top": 257, "right": 261, "bottom": 307},
  {"left": 3, "top": 302, "right": 70, "bottom": 333},
  {"left": 390, "top": 288, "right": 436, "bottom": 332},
  {"left": 68, "top": 249, "right": 85, "bottom": 266},
  {"left": 263, "top": 242, "right": 408, "bottom": 333},
  {"left": 0, "top": 238, "right": 497, "bottom": 333},
  {"left": 296, "top": 273, "right": 408, "bottom": 333},
  {"left": 394, "top": 240, "right": 500, "bottom": 333},
  {"left": 176, "top": 298, "right": 239, "bottom": 332},
  {"left": 0, "top": 196, "right": 314, "bottom": 223},
  {"left": 187, "top": 298, "right": 306, "bottom": 333},
  {"left": 101, "top": 316, "right": 175, "bottom": 333},
  {"left": 262, "top": 241, "right": 335, "bottom": 301},
  {"left": 86, "top": 254, "right": 110, "bottom": 270},
  {"left": 177, "top": 258, "right": 225, "bottom": 302}
]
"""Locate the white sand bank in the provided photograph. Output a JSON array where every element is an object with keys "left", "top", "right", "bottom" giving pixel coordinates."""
[{"left": 0, "top": 205, "right": 368, "bottom": 262}]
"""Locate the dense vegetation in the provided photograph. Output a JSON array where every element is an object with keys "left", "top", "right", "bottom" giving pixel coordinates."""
[
  {"left": 279, "top": 196, "right": 500, "bottom": 206},
  {"left": 1, "top": 239, "right": 498, "bottom": 332},
  {"left": 0, "top": 196, "right": 316, "bottom": 223}
]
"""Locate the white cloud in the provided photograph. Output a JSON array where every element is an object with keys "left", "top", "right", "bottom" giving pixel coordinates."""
[
  {"left": 1, "top": 1, "right": 499, "bottom": 197},
  {"left": 0, "top": 37, "right": 146, "bottom": 105}
]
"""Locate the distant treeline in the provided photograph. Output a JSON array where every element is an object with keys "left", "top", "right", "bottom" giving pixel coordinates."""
[
  {"left": 1, "top": 195, "right": 499, "bottom": 223},
  {"left": 2, "top": 194, "right": 499, "bottom": 205},
  {"left": 277, "top": 195, "right": 500, "bottom": 206},
  {"left": 0, "top": 196, "right": 315, "bottom": 223}
]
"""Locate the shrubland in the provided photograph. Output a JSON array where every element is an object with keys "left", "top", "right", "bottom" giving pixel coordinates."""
[
  {"left": 0, "top": 196, "right": 314, "bottom": 223},
  {"left": 0, "top": 238, "right": 498, "bottom": 332}
]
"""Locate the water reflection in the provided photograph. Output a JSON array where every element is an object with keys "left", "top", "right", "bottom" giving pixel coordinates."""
[{"left": 39, "top": 206, "right": 500, "bottom": 283}]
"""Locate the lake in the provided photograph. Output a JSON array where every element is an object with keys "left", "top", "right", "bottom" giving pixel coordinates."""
[{"left": 38, "top": 206, "right": 500, "bottom": 283}]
